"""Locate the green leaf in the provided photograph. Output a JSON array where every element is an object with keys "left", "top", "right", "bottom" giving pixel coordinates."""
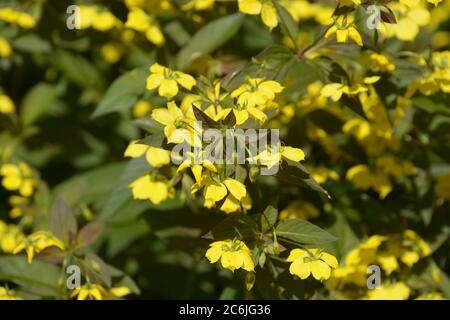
[
  {"left": 176, "top": 13, "right": 245, "bottom": 70},
  {"left": 202, "top": 214, "right": 259, "bottom": 241},
  {"left": 261, "top": 205, "right": 278, "bottom": 232},
  {"left": 276, "top": 159, "right": 331, "bottom": 198},
  {"left": 53, "top": 49, "right": 103, "bottom": 89},
  {"left": 13, "top": 34, "right": 51, "bottom": 53},
  {"left": 50, "top": 196, "right": 77, "bottom": 244},
  {"left": 0, "top": 256, "right": 61, "bottom": 296},
  {"left": 92, "top": 68, "right": 148, "bottom": 118},
  {"left": 273, "top": 1, "right": 299, "bottom": 51},
  {"left": 275, "top": 219, "right": 338, "bottom": 245},
  {"left": 20, "top": 83, "right": 60, "bottom": 126},
  {"left": 413, "top": 96, "right": 450, "bottom": 116}
]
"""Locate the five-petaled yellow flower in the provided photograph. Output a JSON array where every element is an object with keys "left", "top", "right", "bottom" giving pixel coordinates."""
[
  {"left": 205, "top": 239, "right": 255, "bottom": 272},
  {"left": 231, "top": 78, "right": 284, "bottom": 108},
  {"left": 325, "top": 16, "right": 363, "bottom": 46},
  {"left": 129, "top": 174, "right": 175, "bottom": 205},
  {"left": 287, "top": 248, "right": 338, "bottom": 281},
  {"left": 13, "top": 231, "right": 65, "bottom": 264},
  {"left": 146, "top": 63, "right": 196, "bottom": 99}
]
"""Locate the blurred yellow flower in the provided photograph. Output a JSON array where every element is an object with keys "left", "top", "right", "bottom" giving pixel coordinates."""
[
  {"left": 0, "top": 37, "right": 12, "bottom": 57},
  {"left": 125, "top": 8, "right": 165, "bottom": 46},
  {"left": 0, "top": 94, "right": 15, "bottom": 114},
  {"left": 280, "top": 201, "right": 320, "bottom": 220},
  {"left": 0, "top": 287, "right": 22, "bottom": 300},
  {"left": 0, "top": 162, "right": 36, "bottom": 197},
  {"left": 365, "top": 282, "right": 410, "bottom": 300}
]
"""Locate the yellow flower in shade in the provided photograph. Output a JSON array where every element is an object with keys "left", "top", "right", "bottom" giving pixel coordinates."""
[
  {"left": 416, "top": 292, "right": 446, "bottom": 300},
  {"left": 325, "top": 16, "right": 363, "bottom": 46},
  {"left": 192, "top": 175, "right": 250, "bottom": 213},
  {"left": 125, "top": 8, "right": 165, "bottom": 46},
  {"left": 182, "top": 0, "right": 215, "bottom": 11},
  {"left": 381, "top": 3, "right": 429, "bottom": 42},
  {"left": 205, "top": 239, "right": 255, "bottom": 272},
  {"left": 280, "top": 201, "right": 319, "bottom": 220},
  {"left": 0, "top": 162, "right": 36, "bottom": 197},
  {"left": 78, "top": 6, "right": 121, "bottom": 31},
  {"left": 0, "top": 37, "right": 12, "bottom": 57},
  {"left": 0, "top": 8, "right": 37, "bottom": 29},
  {"left": 0, "top": 94, "right": 15, "bottom": 114},
  {"left": 375, "top": 156, "right": 416, "bottom": 179},
  {"left": 151, "top": 101, "right": 196, "bottom": 145},
  {"left": 100, "top": 43, "right": 124, "bottom": 64},
  {"left": 8, "top": 196, "right": 32, "bottom": 223},
  {"left": 146, "top": 63, "right": 196, "bottom": 99},
  {"left": 124, "top": 140, "right": 171, "bottom": 168},
  {"left": 238, "top": 0, "right": 278, "bottom": 30},
  {"left": 132, "top": 100, "right": 153, "bottom": 118},
  {"left": 13, "top": 231, "right": 64, "bottom": 264},
  {"left": 253, "top": 146, "right": 305, "bottom": 170},
  {"left": 321, "top": 76, "right": 380, "bottom": 102},
  {"left": 231, "top": 78, "right": 284, "bottom": 108},
  {"left": 358, "top": 53, "right": 396, "bottom": 73},
  {"left": 346, "top": 165, "right": 392, "bottom": 199},
  {"left": 71, "top": 284, "right": 107, "bottom": 300},
  {"left": 287, "top": 248, "right": 338, "bottom": 281},
  {"left": 365, "top": 282, "right": 410, "bottom": 300},
  {"left": 129, "top": 174, "right": 175, "bottom": 205},
  {"left": 0, "top": 221, "right": 25, "bottom": 253},
  {"left": 435, "top": 172, "right": 450, "bottom": 200},
  {"left": 0, "top": 287, "right": 22, "bottom": 300},
  {"left": 305, "top": 165, "right": 339, "bottom": 184}
]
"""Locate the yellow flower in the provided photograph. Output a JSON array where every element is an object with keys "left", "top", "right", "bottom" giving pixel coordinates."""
[
  {"left": 124, "top": 140, "right": 171, "bottom": 168},
  {"left": 132, "top": 100, "right": 153, "bottom": 118},
  {"left": 0, "top": 221, "right": 25, "bottom": 253},
  {"left": 205, "top": 239, "right": 255, "bottom": 272},
  {"left": 381, "top": 3, "right": 429, "bottom": 42},
  {"left": 416, "top": 292, "right": 446, "bottom": 300},
  {"left": 238, "top": 0, "right": 278, "bottom": 30},
  {"left": 325, "top": 16, "right": 363, "bottom": 46},
  {"left": 182, "top": 0, "right": 215, "bottom": 11},
  {"left": 13, "top": 231, "right": 65, "bottom": 264},
  {"left": 129, "top": 174, "right": 175, "bottom": 205},
  {"left": 0, "top": 162, "right": 36, "bottom": 197},
  {"left": 176, "top": 151, "right": 217, "bottom": 183},
  {"left": 8, "top": 195, "right": 32, "bottom": 223},
  {"left": 0, "top": 8, "right": 37, "bottom": 29},
  {"left": 231, "top": 78, "right": 284, "bottom": 109},
  {"left": 100, "top": 43, "right": 124, "bottom": 64},
  {"left": 0, "top": 94, "right": 15, "bottom": 114},
  {"left": 151, "top": 101, "right": 197, "bottom": 145},
  {"left": 0, "top": 36, "right": 12, "bottom": 57},
  {"left": 253, "top": 146, "right": 305, "bottom": 170},
  {"left": 78, "top": 6, "right": 121, "bottom": 31},
  {"left": 192, "top": 175, "right": 249, "bottom": 213},
  {"left": 346, "top": 165, "right": 392, "bottom": 199},
  {"left": 146, "top": 63, "right": 196, "bottom": 99},
  {"left": 125, "top": 8, "right": 165, "bottom": 46},
  {"left": 0, "top": 287, "right": 22, "bottom": 300},
  {"left": 375, "top": 156, "right": 416, "bottom": 179},
  {"left": 71, "top": 284, "right": 107, "bottom": 300},
  {"left": 279, "top": 201, "right": 320, "bottom": 220},
  {"left": 287, "top": 248, "right": 338, "bottom": 281},
  {"left": 358, "top": 53, "right": 396, "bottom": 73},
  {"left": 305, "top": 165, "right": 339, "bottom": 184},
  {"left": 365, "top": 282, "right": 410, "bottom": 300},
  {"left": 321, "top": 76, "right": 380, "bottom": 102},
  {"left": 435, "top": 172, "right": 450, "bottom": 200}
]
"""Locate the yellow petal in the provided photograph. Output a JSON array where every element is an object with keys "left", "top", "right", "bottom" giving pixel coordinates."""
[
  {"left": 223, "top": 178, "right": 247, "bottom": 201},
  {"left": 159, "top": 79, "right": 178, "bottom": 99},
  {"left": 238, "top": 0, "right": 262, "bottom": 15},
  {"left": 281, "top": 147, "right": 305, "bottom": 162},
  {"left": 146, "top": 147, "right": 171, "bottom": 168},
  {"left": 124, "top": 141, "right": 148, "bottom": 158},
  {"left": 175, "top": 73, "right": 196, "bottom": 90},
  {"left": 261, "top": 3, "right": 278, "bottom": 30},
  {"left": 310, "top": 260, "right": 331, "bottom": 280},
  {"left": 289, "top": 260, "right": 311, "bottom": 279}
]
